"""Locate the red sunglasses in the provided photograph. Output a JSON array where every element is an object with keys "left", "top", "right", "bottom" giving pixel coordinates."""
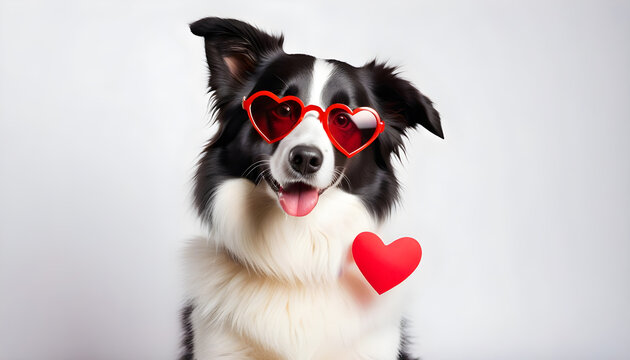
[{"left": 242, "top": 91, "right": 385, "bottom": 158}]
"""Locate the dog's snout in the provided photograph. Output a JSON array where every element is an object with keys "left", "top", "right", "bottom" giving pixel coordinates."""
[{"left": 289, "top": 145, "right": 323, "bottom": 175}]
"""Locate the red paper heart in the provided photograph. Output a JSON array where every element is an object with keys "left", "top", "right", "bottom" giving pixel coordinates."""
[{"left": 352, "top": 232, "right": 422, "bottom": 295}]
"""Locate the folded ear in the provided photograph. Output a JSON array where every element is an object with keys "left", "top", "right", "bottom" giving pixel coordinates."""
[
  {"left": 363, "top": 61, "right": 443, "bottom": 139},
  {"left": 190, "top": 17, "right": 284, "bottom": 98}
]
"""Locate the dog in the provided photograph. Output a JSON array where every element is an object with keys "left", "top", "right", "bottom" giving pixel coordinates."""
[{"left": 181, "top": 17, "right": 443, "bottom": 360}]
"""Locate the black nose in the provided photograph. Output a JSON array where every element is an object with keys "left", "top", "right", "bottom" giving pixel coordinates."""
[{"left": 289, "top": 145, "right": 323, "bottom": 175}]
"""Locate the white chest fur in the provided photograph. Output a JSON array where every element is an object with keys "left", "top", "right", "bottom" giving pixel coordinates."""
[{"left": 184, "top": 179, "right": 406, "bottom": 359}]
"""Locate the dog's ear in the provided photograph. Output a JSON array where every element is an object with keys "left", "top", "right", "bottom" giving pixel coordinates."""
[
  {"left": 363, "top": 61, "right": 443, "bottom": 139},
  {"left": 190, "top": 17, "right": 284, "bottom": 98}
]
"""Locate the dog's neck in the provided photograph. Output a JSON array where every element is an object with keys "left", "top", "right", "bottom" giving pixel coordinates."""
[{"left": 205, "top": 178, "right": 378, "bottom": 283}]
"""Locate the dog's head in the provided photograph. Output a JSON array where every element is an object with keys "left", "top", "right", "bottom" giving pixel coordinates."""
[{"left": 191, "top": 17, "right": 443, "bottom": 223}]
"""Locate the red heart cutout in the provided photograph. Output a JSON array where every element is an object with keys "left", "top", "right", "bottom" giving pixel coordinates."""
[{"left": 352, "top": 232, "right": 422, "bottom": 295}]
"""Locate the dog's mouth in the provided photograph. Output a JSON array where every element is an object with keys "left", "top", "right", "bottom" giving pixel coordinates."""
[
  {"left": 279, "top": 182, "right": 321, "bottom": 217},
  {"left": 264, "top": 175, "right": 322, "bottom": 217}
]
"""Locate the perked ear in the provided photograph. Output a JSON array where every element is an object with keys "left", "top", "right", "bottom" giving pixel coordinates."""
[
  {"left": 364, "top": 61, "right": 444, "bottom": 139},
  {"left": 190, "top": 17, "right": 284, "bottom": 99}
]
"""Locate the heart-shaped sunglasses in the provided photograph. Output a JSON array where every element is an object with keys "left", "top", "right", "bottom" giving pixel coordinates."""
[{"left": 242, "top": 91, "right": 385, "bottom": 157}]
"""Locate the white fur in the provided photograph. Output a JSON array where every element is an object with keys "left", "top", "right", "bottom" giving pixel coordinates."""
[
  {"left": 184, "top": 179, "right": 406, "bottom": 359},
  {"left": 306, "top": 59, "right": 334, "bottom": 108},
  {"left": 269, "top": 60, "right": 336, "bottom": 190}
]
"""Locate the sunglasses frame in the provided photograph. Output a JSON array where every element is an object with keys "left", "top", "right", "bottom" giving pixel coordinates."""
[{"left": 242, "top": 90, "right": 385, "bottom": 158}]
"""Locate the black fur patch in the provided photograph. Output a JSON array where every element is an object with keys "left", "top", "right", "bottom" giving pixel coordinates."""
[
  {"left": 398, "top": 319, "right": 420, "bottom": 360},
  {"left": 179, "top": 304, "right": 195, "bottom": 360}
]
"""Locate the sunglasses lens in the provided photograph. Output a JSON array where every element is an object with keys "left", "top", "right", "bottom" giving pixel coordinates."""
[
  {"left": 250, "top": 96, "right": 302, "bottom": 142},
  {"left": 328, "top": 108, "right": 379, "bottom": 154}
]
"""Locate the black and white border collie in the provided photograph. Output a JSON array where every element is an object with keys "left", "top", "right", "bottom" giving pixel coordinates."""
[{"left": 181, "top": 17, "right": 443, "bottom": 360}]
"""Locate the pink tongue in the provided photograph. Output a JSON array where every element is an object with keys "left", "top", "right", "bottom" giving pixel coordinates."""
[{"left": 278, "top": 183, "right": 319, "bottom": 217}]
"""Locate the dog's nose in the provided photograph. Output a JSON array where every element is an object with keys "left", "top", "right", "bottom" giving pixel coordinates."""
[{"left": 289, "top": 145, "right": 323, "bottom": 175}]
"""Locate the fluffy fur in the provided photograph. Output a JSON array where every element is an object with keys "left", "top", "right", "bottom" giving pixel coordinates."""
[{"left": 182, "top": 17, "right": 443, "bottom": 360}]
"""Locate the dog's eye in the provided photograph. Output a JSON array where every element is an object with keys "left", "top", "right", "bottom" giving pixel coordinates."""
[
  {"left": 273, "top": 104, "right": 293, "bottom": 119},
  {"left": 332, "top": 113, "right": 351, "bottom": 128}
]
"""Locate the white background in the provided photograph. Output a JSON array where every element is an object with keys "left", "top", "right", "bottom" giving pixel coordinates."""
[{"left": 1, "top": 0, "right": 629, "bottom": 359}]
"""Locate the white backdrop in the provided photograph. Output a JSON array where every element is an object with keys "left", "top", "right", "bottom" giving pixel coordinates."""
[{"left": 1, "top": 0, "right": 629, "bottom": 359}]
